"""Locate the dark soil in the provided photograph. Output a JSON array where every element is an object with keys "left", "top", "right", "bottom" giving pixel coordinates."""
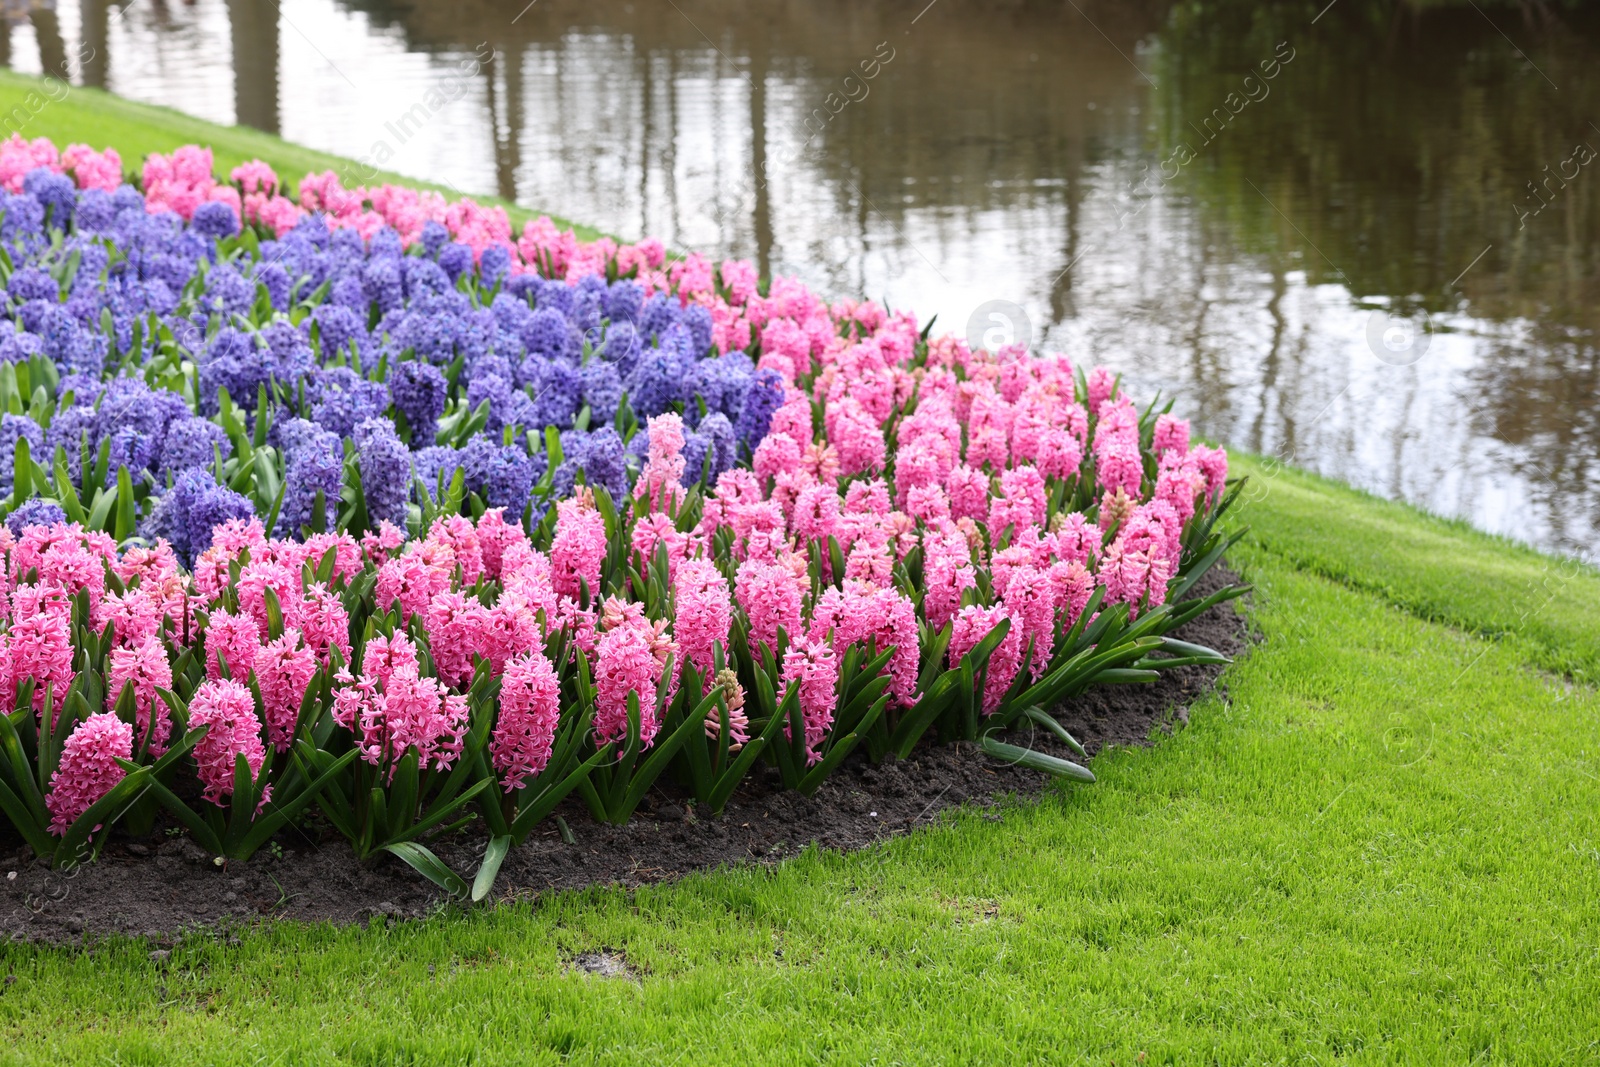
[{"left": 0, "top": 565, "right": 1249, "bottom": 947}]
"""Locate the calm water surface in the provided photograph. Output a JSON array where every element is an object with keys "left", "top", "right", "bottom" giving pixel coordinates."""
[{"left": 5, "top": 0, "right": 1599, "bottom": 559}]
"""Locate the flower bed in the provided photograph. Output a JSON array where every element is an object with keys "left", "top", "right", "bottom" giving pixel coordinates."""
[{"left": 0, "top": 134, "right": 1245, "bottom": 896}]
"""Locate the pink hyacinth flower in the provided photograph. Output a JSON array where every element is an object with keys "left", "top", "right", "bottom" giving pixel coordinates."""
[
  {"left": 188, "top": 679, "right": 269, "bottom": 807},
  {"left": 592, "top": 618, "right": 662, "bottom": 750},
  {"left": 948, "top": 604, "right": 1025, "bottom": 716},
  {"left": 491, "top": 650, "right": 562, "bottom": 792},
  {"left": 108, "top": 635, "right": 175, "bottom": 755},
  {"left": 781, "top": 637, "right": 839, "bottom": 763},
  {"left": 9, "top": 586, "right": 75, "bottom": 720},
  {"left": 550, "top": 492, "right": 607, "bottom": 600},
  {"left": 205, "top": 608, "right": 260, "bottom": 682},
  {"left": 254, "top": 630, "right": 317, "bottom": 752},
  {"left": 46, "top": 713, "right": 133, "bottom": 835},
  {"left": 673, "top": 558, "right": 732, "bottom": 681}
]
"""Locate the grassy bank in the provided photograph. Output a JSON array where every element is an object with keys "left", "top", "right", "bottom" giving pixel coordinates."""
[
  {"left": 0, "top": 69, "right": 601, "bottom": 239},
  {"left": 0, "top": 75, "right": 1597, "bottom": 1066}
]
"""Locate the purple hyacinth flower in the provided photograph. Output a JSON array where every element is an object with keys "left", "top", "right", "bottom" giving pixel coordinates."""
[
  {"left": 191, "top": 200, "right": 240, "bottom": 240},
  {"left": 5, "top": 498, "right": 65, "bottom": 536},
  {"left": 389, "top": 360, "right": 448, "bottom": 446},
  {"left": 354, "top": 417, "right": 412, "bottom": 528}
]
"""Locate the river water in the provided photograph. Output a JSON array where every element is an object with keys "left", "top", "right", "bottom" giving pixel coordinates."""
[{"left": 4, "top": 0, "right": 1598, "bottom": 559}]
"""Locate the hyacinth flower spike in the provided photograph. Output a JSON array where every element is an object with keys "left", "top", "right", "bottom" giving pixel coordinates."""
[{"left": 473, "top": 644, "right": 610, "bottom": 850}]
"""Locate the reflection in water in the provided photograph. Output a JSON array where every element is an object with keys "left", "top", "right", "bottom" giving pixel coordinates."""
[
  {"left": 78, "top": 0, "right": 106, "bottom": 88},
  {"left": 0, "top": 0, "right": 1597, "bottom": 557},
  {"left": 227, "top": 0, "right": 278, "bottom": 133},
  {"left": 27, "top": 2, "right": 64, "bottom": 79}
]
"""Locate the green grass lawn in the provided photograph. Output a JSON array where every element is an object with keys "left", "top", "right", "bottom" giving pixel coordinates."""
[{"left": 0, "top": 72, "right": 1598, "bottom": 1066}]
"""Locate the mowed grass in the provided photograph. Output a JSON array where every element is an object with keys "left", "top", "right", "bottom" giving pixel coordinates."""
[
  {"left": 0, "top": 460, "right": 1595, "bottom": 1064},
  {"left": 0, "top": 69, "right": 602, "bottom": 238},
  {"left": 1231, "top": 453, "right": 1600, "bottom": 682}
]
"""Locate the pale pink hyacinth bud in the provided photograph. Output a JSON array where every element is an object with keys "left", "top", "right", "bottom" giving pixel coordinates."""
[
  {"left": 1100, "top": 487, "right": 1138, "bottom": 534},
  {"left": 706, "top": 668, "right": 750, "bottom": 748}
]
